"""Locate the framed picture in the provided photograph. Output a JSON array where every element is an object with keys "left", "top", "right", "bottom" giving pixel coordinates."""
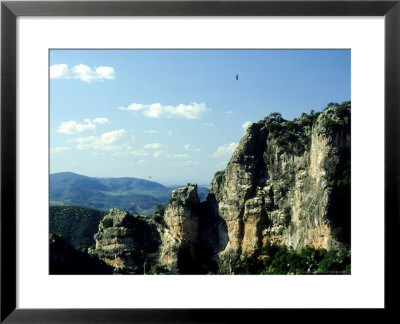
[{"left": 1, "top": 0, "right": 399, "bottom": 322}]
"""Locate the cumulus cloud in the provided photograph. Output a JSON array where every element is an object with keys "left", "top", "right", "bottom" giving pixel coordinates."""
[
  {"left": 50, "top": 146, "right": 70, "bottom": 154},
  {"left": 119, "top": 102, "right": 208, "bottom": 119},
  {"left": 76, "top": 129, "right": 126, "bottom": 150},
  {"left": 57, "top": 119, "right": 96, "bottom": 135},
  {"left": 93, "top": 117, "right": 109, "bottom": 124},
  {"left": 242, "top": 121, "right": 252, "bottom": 132},
  {"left": 144, "top": 143, "right": 163, "bottom": 149},
  {"left": 166, "top": 153, "right": 189, "bottom": 159},
  {"left": 204, "top": 122, "right": 213, "bottom": 127},
  {"left": 50, "top": 64, "right": 69, "bottom": 79},
  {"left": 211, "top": 142, "right": 238, "bottom": 158},
  {"left": 226, "top": 110, "right": 233, "bottom": 114},
  {"left": 167, "top": 131, "right": 173, "bottom": 136},
  {"left": 111, "top": 149, "right": 148, "bottom": 157},
  {"left": 57, "top": 118, "right": 109, "bottom": 135},
  {"left": 184, "top": 144, "right": 201, "bottom": 152},
  {"left": 153, "top": 150, "right": 167, "bottom": 158},
  {"left": 50, "top": 64, "right": 115, "bottom": 83},
  {"left": 180, "top": 160, "right": 199, "bottom": 166},
  {"left": 143, "top": 129, "right": 158, "bottom": 134}
]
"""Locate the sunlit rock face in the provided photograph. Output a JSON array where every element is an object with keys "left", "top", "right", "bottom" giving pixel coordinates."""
[
  {"left": 90, "top": 103, "right": 351, "bottom": 274},
  {"left": 207, "top": 103, "right": 351, "bottom": 273}
]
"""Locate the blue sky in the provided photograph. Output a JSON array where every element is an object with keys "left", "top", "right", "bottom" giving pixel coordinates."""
[{"left": 50, "top": 49, "right": 350, "bottom": 186}]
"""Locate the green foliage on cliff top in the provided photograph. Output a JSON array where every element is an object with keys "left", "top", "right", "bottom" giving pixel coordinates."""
[{"left": 262, "top": 101, "right": 350, "bottom": 155}]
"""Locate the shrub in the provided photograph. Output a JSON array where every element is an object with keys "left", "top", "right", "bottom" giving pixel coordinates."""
[
  {"left": 283, "top": 207, "right": 292, "bottom": 227},
  {"left": 148, "top": 264, "right": 171, "bottom": 275},
  {"left": 101, "top": 218, "right": 113, "bottom": 229}
]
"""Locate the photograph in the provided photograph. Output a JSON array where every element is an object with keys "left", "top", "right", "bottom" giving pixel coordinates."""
[{"left": 49, "top": 49, "right": 351, "bottom": 275}]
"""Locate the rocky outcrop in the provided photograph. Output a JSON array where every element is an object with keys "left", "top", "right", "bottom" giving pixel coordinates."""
[
  {"left": 89, "top": 209, "right": 161, "bottom": 273},
  {"left": 207, "top": 103, "right": 351, "bottom": 272},
  {"left": 89, "top": 102, "right": 351, "bottom": 274},
  {"left": 158, "top": 184, "right": 201, "bottom": 272}
]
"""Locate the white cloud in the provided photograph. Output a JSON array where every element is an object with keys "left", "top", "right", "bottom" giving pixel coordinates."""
[
  {"left": 57, "top": 118, "right": 109, "bottom": 135},
  {"left": 93, "top": 117, "right": 109, "bottom": 124},
  {"left": 50, "top": 64, "right": 115, "bottom": 83},
  {"left": 167, "top": 131, "right": 173, "bottom": 136},
  {"left": 166, "top": 153, "right": 189, "bottom": 159},
  {"left": 144, "top": 143, "right": 163, "bottom": 149},
  {"left": 242, "top": 121, "right": 252, "bottom": 132},
  {"left": 180, "top": 160, "right": 199, "bottom": 166},
  {"left": 119, "top": 102, "right": 208, "bottom": 119},
  {"left": 76, "top": 129, "right": 126, "bottom": 150},
  {"left": 185, "top": 144, "right": 200, "bottom": 152},
  {"left": 50, "top": 146, "right": 70, "bottom": 154},
  {"left": 143, "top": 129, "right": 158, "bottom": 134},
  {"left": 204, "top": 122, "right": 213, "bottom": 127},
  {"left": 50, "top": 64, "right": 68, "bottom": 79},
  {"left": 134, "top": 159, "right": 146, "bottom": 164},
  {"left": 226, "top": 110, "right": 233, "bottom": 114},
  {"left": 211, "top": 142, "right": 238, "bottom": 158},
  {"left": 153, "top": 150, "right": 167, "bottom": 158},
  {"left": 118, "top": 103, "right": 145, "bottom": 112},
  {"left": 111, "top": 149, "right": 148, "bottom": 157},
  {"left": 57, "top": 119, "right": 96, "bottom": 135}
]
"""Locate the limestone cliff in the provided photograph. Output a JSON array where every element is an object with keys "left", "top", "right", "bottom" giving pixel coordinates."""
[
  {"left": 89, "top": 209, "right": 161, "bottom": 273},
  {"left": 90, "top": 102, "right": 351, "bottom": 274},
  {"left": 208, "top": 103, "right": 350, "bottom": 272}
]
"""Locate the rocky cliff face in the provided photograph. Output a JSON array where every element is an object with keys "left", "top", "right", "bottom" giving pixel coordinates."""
[
  {"left": 89, "top": 209, "right": 161, "bottom": 273},
  {"left": 207, "top": 103, "right": 350, "bottom": 273},
  {"left": 90, "top": 102, "right": 351, "bottom": 274}
]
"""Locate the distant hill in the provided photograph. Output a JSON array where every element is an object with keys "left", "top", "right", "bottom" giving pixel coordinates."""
[
  {"left": 50, "top": 172, "right": 173, "bottom": 215},
  {"left": 50, "top": 172, "right": 209, "bottom": 215},
  {"left": 49, "top": 205, "right": 107, "bottom": 248}
]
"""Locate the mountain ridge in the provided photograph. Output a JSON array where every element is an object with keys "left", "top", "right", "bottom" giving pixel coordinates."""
[{"left": 50, "top": 172, "right": 208, "bottom": 215}]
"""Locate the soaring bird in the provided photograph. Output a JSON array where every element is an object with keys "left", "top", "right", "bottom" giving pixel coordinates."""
[{"left": 236, "top": 74, "right": 239, "bottom": 81}]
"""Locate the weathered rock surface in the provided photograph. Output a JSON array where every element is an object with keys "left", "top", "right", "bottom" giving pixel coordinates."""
[
  {"left": 207, "top": 103, "right": 351, "bottom": 272},
  {"left": 158, "top": 184, "right": 201, "bottom": 272},
  {"left": 90, "top": 103, "right": 351, "bottom": 274},
  {"left": 89, "top": 209, "right": 161, "bottom": 273}
]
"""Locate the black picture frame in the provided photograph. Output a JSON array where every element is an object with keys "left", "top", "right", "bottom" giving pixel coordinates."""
[{"left": 1, "top": 0, "right": 399, "bottom": 322}]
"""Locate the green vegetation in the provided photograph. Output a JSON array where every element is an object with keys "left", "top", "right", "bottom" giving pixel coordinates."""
[
  {"left": 49, "top": 205, "right": 107, "bottom": 249},
  {"left": 49, "top": 233, "right": 113, "bottom": 274},
  {"left": 152, "top": 204, "right": 166, "bottom": 226},
  {"left": 321, "top": 101, "right": 351, "bottom": 134},
  {"left": 214, "top": 170, "right": 225, "bottom": 187},
  {"left": 264, "top": 108, "right": 321, "bottom": 154},
  {"left": 233, "top": 243, "right": 351, "bottom": 275},
  {"left": 101, "top": 218, "right": 113, "bottom": 229},
  {"left": 168, "top": 196, "right": 183, "bottom": 205},
  {"left": 148, "top": 264, "right": 172, "bottom": 275},
  {"left": 76, "top": 238, "right": 92, "bottom": 252},
  {"left": 283, "top": 206, "right": 292, "bottom": 227},
  {"left": 263, "top": 101, "right": 350, "bottom": 155}
]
